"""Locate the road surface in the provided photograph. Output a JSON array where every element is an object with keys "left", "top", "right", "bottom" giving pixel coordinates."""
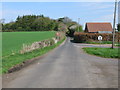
[{"left": 3, "top": 38, "right": 118, "bottom": 88}]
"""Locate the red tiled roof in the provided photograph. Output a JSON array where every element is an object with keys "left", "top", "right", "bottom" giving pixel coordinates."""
[{"left": 86, "top": 23, "right": 113, "bottom": 32}]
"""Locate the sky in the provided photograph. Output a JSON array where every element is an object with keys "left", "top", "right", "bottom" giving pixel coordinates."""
[
  {"left": 1, "top": 0, "right": 118, "bottom": 2},
  {"left": 118, "top": 2, "right": 120, "bottom": 23},
  {"left": 1, "top": 2, "right": 119, "bottom": 29}
]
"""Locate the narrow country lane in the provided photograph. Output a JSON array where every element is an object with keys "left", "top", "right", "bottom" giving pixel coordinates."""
[{"left": 3, "top": 38, "right": 118, "bottom": 88}]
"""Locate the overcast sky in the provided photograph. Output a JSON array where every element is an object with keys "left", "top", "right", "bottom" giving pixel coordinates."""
[{"left": 1, "top": 2, "right": 119, "bottom": 28}]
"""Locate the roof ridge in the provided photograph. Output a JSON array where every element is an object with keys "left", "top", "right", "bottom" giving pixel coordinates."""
[{"left": 86, "top": 22, "right": 111, "bottom": 24}]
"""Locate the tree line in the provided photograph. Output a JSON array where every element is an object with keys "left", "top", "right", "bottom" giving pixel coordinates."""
[
  {"left": 2, "top": 15, "right": 58, "bottom": 32},
  {"left": 2, "top": 15, "right": 83, "bottom": 33}
]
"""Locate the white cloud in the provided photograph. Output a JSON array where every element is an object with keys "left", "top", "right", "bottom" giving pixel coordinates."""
[
  {"left": 1, "top": 0, "right": 116, "bottom": 2},
  {"left": 81, "top": 2, "right": 113, "bottom": 10}
]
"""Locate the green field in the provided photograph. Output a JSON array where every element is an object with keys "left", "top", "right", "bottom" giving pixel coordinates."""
[
  {"left": 2, "top": 31, "right": 55, "bottom": 57},
  {"left": 2, "top": 36, "right": 65, "bottom": 74},
  {"left": 2, "top": 31, "right": 65, "bottom": 74},
  {"left": 83, "top": 47, "right": 119, "bottom": 58}
]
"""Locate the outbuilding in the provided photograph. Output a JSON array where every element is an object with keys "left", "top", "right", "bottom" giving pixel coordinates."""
[{"left": 85, "top": 23, "right": 113, "bottom": 33}]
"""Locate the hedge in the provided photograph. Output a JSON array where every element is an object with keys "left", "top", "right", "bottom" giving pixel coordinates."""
[{"left": 74, "top": 32, "right": 120, "bottom": 43}]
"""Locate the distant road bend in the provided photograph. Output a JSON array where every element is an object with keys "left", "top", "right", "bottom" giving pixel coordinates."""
[{"left": 3, "top": 38, "right": 118, "bottom": 88}]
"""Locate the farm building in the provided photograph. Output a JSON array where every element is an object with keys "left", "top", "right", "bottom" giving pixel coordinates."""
[{"left": 85, "top": 23, "right": 113, "bottom": 33}]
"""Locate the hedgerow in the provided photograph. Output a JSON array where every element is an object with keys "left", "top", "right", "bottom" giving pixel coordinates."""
[{"left": 74, "top": 32, "right": 120, "bottom": 43}]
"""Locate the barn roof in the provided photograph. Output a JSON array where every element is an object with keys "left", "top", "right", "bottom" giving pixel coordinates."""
[{"left": 86, "top": 23, "right": 113, "bottom": 32}]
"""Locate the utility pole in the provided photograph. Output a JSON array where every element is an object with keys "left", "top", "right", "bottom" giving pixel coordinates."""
[
  {"left": 78, "top": 18, "right": 80, "bottom": 32},
  {"left": 112, "top": 0, "right": 117, "bottom": 49}
]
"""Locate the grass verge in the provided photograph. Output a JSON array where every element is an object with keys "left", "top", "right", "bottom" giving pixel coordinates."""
[
  {"left": 2, "top": 38, "right": 65, "bottom": 74},
  {"left": 83, "top": 47, "right": 119, "bottom": 58},
  {"left": 84, "top": 41, "right": 118, "bottom": 44},
  {"left": 115, "top": 44, "right": 120, "bottom": 47}
]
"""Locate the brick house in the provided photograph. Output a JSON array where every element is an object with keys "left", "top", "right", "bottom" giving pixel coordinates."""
[{"left": 85, "top": 23, "right": 113, "bottom": 33}]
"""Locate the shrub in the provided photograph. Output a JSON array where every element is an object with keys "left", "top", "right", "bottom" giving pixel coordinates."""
[
  {"left": 50, "top": 38, "right": 55, "bottom": 45},
  {"left": 74, "top": 32, "right": 120, "bottom": 43}
]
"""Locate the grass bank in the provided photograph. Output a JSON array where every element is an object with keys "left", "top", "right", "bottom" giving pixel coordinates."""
[
  {"left": 83, "top": 47, "right": 119, "bottom": 58},
  {"left": 2, "top": 37, "right": 65, "bottom": 74}
]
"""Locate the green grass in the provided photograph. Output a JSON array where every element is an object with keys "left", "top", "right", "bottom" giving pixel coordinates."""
[
  {"left": 2, "top": 31, "right": 55, "bottom": 56},
  {"left": 83, "top": 47, "right": 119, "bottom": 58},
  {"left": 2, "top": 37, "right": 65, "bottom": 74},
  {"left": 115, "top": 44, "right": 120, "bottom": 46},
  {"left": 85, "top": 41, "right": 115, "bottom": 44}
]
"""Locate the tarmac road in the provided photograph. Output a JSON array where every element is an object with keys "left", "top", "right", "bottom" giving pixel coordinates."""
[{"left": 3, "top": 38, "right": 118, "bottom": 88}]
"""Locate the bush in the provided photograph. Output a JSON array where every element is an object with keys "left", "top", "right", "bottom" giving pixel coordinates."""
[
  {"left": 50, "top": 39, "right": 55, "bottom": 45},
  {"left": 74, "top": 32, "right": 120, "bottom": 43}
]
